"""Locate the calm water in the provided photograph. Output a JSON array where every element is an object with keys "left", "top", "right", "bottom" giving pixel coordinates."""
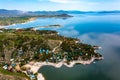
[{"left": 6, "top": 14, "right": 120, "bottom": 80}]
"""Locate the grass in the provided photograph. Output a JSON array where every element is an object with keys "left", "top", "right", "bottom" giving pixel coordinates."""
[{"left": 0, "top": 67, "right": 30, "bottom": 80}]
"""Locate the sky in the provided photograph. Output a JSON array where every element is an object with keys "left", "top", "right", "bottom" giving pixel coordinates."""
[{"left": 0, "top": 0, "right": 120, "bottom": 11}]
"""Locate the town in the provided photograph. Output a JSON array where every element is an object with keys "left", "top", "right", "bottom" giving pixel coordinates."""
[{"left": 0, "top": 28, "right": 103, "bottom": 80}]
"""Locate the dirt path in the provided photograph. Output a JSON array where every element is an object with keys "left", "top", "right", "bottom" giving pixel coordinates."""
[{"left": 52, "top": 41, "right": 62, "bottom": 52}]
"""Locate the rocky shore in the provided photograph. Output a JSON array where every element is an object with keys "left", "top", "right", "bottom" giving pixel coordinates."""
[
  {"left": 0, "top": 29, "right": 103, "bottom": 80},
  {"left": 23, "top": 56, "right": 103, "bottom": 80}
]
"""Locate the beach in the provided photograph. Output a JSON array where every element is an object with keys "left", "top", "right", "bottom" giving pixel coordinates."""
[
  {"left": 23, "top": 57, "right": 103, "bottom": 80},
  {"left": 0, "top": 26, "right": 4, "bottom": 29}
]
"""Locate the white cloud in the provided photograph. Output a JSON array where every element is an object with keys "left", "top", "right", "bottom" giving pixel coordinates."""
[
  {"left": 49, "top": 0, "right": 80, "bottom": 3},
  {"left": 38, "top": 0, "right": 46, "bottom": 1}
]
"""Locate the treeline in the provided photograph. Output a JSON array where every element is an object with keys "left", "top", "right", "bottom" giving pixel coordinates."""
[
  {"left": 0, "top": 17, "right": 32, "bottom": 26},
  {"left": 0, "top": 29, "right": 102, "bottom": 64}
]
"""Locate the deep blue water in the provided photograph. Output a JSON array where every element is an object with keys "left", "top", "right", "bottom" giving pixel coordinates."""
[{"left": 5, "top": 14, "right": 120, "bottom": 80}]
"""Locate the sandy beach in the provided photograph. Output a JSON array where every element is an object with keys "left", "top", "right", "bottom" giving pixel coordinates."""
[
  {"left": 37, "top": 73, "right": 45, "bottom": 80},
  {"left": 0, "top": 26, "right": 5, "bottom": 29},
  {"left": 23, "top": 57, "right": 103, "bottom": 80}
]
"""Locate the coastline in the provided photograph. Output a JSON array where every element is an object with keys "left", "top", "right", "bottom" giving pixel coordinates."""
[
  {"left": 0, "top": 26, "right": 4, "bottom": 28},
  {"left": 23, "top": 57, "right": 103, "bottom": 80},
  {"left": 0, "top": 28, "right": 103, "bottom": 80},
  {"left": 0, "top": 17, "right": 36, "bottom": 28}
]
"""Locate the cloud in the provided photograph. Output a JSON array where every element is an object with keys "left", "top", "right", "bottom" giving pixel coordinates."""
[
  {"left": 59, "top": 26, "right": 79, "bottom": 37},
  {"left": 49, "top": 0, "right": 80, "bottom": 3},
  {"left": 38, "top": 0, "right": 47, "bottom": 1}
]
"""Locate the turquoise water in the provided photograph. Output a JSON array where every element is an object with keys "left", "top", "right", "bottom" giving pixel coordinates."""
[{"left": 6, "top": 14, "right": 120, "bottom": 80}]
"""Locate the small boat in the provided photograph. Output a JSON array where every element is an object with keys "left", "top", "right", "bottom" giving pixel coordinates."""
[
  {"left": 93, "top": 62, "right": 96, "bottom": 64},
  {"left": 93, "top": 46, "right": 102, "bottom": 49}
]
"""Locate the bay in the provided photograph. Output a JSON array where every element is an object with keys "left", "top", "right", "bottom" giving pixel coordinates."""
[{"left": 5, "top": 14, "right": 120, "bottom": 80}]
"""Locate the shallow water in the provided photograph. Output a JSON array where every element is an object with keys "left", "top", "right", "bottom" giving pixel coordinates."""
[{"left": 6, "top": 14, "right": 120, "bottom": 80}]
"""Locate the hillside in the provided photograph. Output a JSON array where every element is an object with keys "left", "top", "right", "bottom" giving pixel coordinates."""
[
  {"left": 0, "top": 28, "right": 103, "bottom": 80},
  {"left": 0, "top": 9, "right": 120, "bottom": 17},
  {"left": 0, "top": 9, "right": 72, "bottom": 17},
  {"left": 0, "top": 29, "right": 102, "bottom": 63}
]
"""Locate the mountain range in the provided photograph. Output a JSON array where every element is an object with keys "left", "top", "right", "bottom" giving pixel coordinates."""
[{"left": 0, "top": 9, "right": 120, "bottom": 17}]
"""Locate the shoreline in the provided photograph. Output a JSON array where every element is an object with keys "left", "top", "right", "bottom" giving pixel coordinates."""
[
  {"left": 23, "top": 57, "right": 103, "bottom": 80},
  {"left": 0, "top": 17, "right": 36, "bottom": 28}
]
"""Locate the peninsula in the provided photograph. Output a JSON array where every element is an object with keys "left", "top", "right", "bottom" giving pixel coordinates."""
[
  {"left": 0, "top": 28, "right": 103, "bottom": 80},
  {"left": 0, "top": 9, "right": 73, "bottom": 26},
  {"left": 0, "top": 13, "right": 72, "bottom": 26}
]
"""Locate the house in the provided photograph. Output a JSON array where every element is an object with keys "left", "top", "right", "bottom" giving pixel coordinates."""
[
  {"left": 42, "top": 49, "right": 45, "bottom": 52},
  {"left": 18, "top": 50, "right": 23, "bottom": 55},
  {"left": 11, "top": 63, "right": 16, "bottom": 67},
  {"left": 26, "top": 69, "right": 36, "bottom": 80},
  {"left": 40, "top": 49, "right": 49, "bottom": 54},
  {"left": 10, "top": 59, "right": 14, "bottom": 62},
  {"left": 3, "top": 65, "right": 8, "bottom": 70},
  {"left": 30, "top": 74, "right": 35, "bottom": 80},
  {"left": 86, "top": 53, "right": 88, "bottom": 56},
  {"left": 39, "top": 49, "right": 45, "bottom": 53},
  {"left": 39, "top": 49, "right": 43, "bottom": 54},
  {"left": 46, "top": 50, "right": 49, "bottom": 54},
  {"left": 27, "top": 70, "right": 33, "bottom": 75},
  {"left": 46, "top": 59, "right": 48, "bottom": 63},
  {"left": 0, "top": 30, "right": 3, "bottom": 32},
  {"left": 80, "top": 52, "right": 83, "bottom": 55}
]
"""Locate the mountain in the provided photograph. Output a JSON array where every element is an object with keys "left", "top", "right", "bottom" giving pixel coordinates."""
[
  {"left": 97, "top": 11, "right": 120, "bottom": 14},
  {"left": 0, "top": 9, "right": 27, "bottom": 17},
  {"left": 0, "top": 9, "right": 120, "bottom": 17},
  {"left": 57, "top": 10, "right": 120, "bottom": 14},
  {"left": 0, "top": 9, "right": 72, "bottom": 17},
  {"left": 30, "top": 10, "right": 120, "bottom": 15}
]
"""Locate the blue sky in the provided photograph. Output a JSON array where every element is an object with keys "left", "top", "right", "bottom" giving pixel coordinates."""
[{"left": 0, "top": 0, "right": 120, "bottom": 11}]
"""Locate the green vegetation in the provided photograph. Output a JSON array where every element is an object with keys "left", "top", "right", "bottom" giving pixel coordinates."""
[
  {"left": 0, "top": 17, "right": 35, "bottom": 26},
  {"left": 0, "top": 29, "right": 102, "bottom": 64},
  {"left": 0, "top": 28, "right": 102, "bottom": 80},
  {"left": 0, "top": 13, "right": 72, "bottom": 26},
  {"left": 0, "top": 67, "right": 29, "bottom": 80}
]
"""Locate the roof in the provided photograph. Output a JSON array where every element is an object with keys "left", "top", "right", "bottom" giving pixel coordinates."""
[{"left": 30, "top": 74, "right": 35, "bottom": 79}]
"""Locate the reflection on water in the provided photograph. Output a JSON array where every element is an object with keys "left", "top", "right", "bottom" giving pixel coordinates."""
[
  {"left": 38, "top": 15, "right": 120, "bottom": 80},
  {"left": 79, "top": 32, "right": 120, "bottom": 80},
  {"left": 39, "top": 32, "right": 120, "bottom": 80},
  {"left": 5, "top": 14, "right": 120, "bottom": 80}
]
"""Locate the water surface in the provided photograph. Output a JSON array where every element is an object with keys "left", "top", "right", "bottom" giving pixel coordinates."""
[{"left": 6, "top": 14, "right": 120, "bottom": 80}]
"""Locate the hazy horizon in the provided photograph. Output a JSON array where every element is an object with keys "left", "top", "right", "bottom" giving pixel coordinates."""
[
  {"left": 0, "top": 0, "right": 120, "bottom": 11},
  {"left": 1, "top": 8, "right": 120, "bottom": 12}
]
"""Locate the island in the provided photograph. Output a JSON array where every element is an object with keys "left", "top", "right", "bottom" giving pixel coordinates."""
[
  {"left": 0, "top": 28, "right": 103, "bottom": 80},
  {"left": 29, "top": 24, "right": 62, "bottom": 30}
]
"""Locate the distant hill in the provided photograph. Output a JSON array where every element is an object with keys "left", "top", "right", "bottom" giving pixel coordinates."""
[
  {"left": 0, "top": 9, "right": 28, "bottom": 17},
  {"left": 0, "top": 9, "right": 72, "bottom": 17},
  {"left": 0, "top": 9, "right": 120, "bottom": 17},
  {"left": 56, "top": 10, "right": 120, "bottom": 14},
  {"left": 97, "top": 11, "right": 120, "bottom": 14}
]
